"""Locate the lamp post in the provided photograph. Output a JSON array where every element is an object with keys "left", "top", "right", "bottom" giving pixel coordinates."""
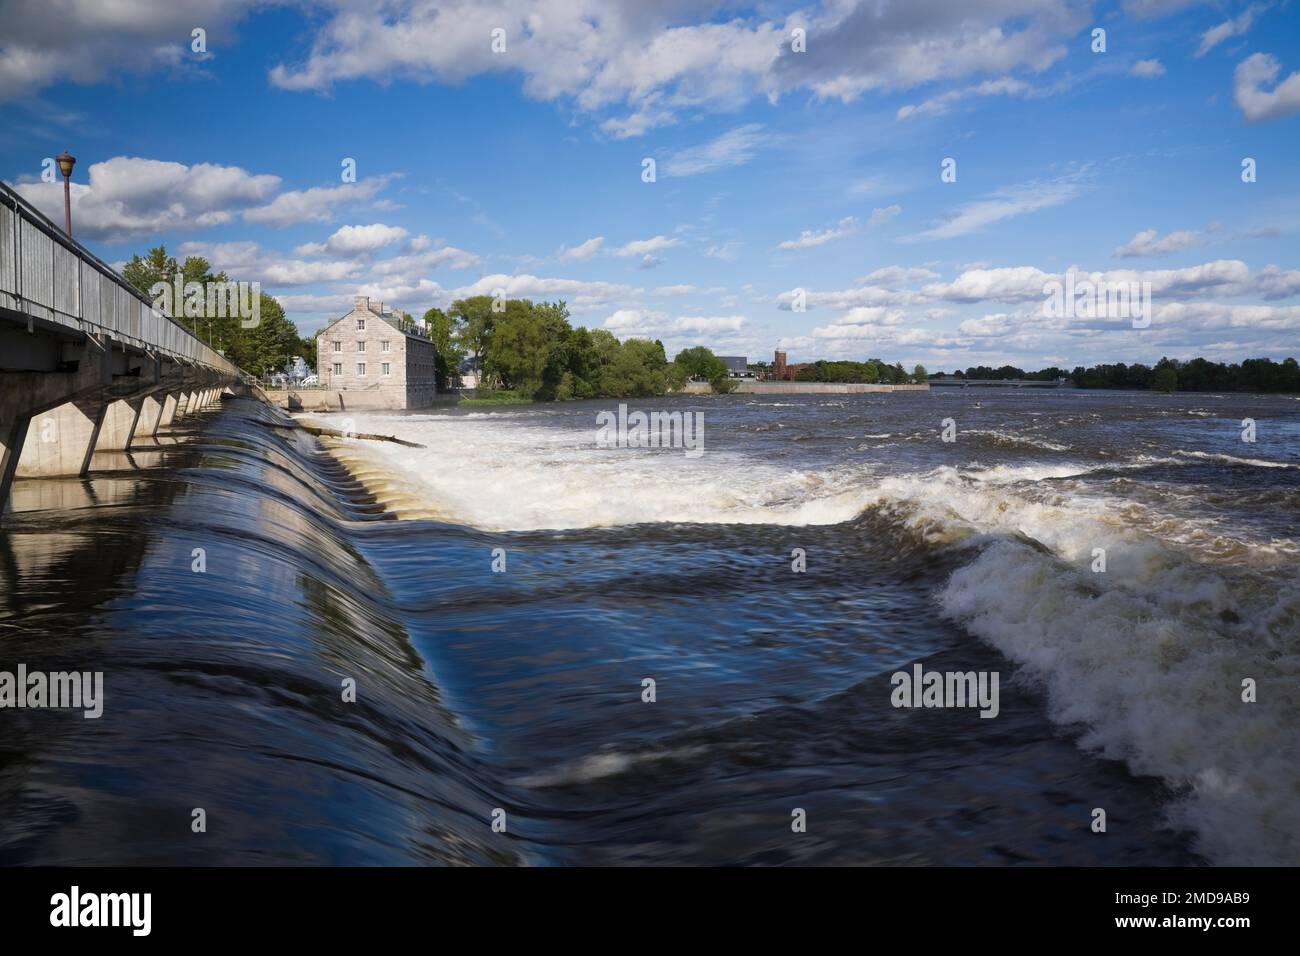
[{"left": 55, "top": 151, "right": 76, "bottom": 236}]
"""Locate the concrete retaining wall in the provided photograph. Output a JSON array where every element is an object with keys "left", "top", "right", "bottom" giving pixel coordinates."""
[{"left": 264, "top": 388, "right": 458, "bottom": 412}]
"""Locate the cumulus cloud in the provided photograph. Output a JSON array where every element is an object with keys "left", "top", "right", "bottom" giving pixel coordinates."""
[
  {"left": 613, "top": 235, "right": 681, "bottom": 257},
  {"left": 858, "top": 265, "right": 939, "bottom": 285},
  {"left": 296, "top": 223, "right": 409, "bottom": 257},
  {"left": 0, "top": 0, "right": 261, "bottom": 102},
  {"left": 14, "top": 156, "right": 279, "bottom": 241},
  {"left": 773, "top": 0, "right": 1083, "bottom": 103},
  {"left": 1233, "top": 52, "right": 1300, "bottom": 122},
  {"left": 177, "top": 240, "right": 361, "bottom": 287},
  {"left": 242, "top": 176, "right": 396, "bottom": 227},
  {"left": 1130, "top": 59, "right": 1166, "bottom": 78},
  {"left": 450, "top": 273, "right": 640, "bottom": 312},
  {"left": 559, "top": 236, "right": 606, "bottom": 260}
]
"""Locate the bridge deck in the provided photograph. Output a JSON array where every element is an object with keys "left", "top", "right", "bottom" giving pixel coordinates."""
[{"left": 0, "top": 181, "right": 238, "bottom": 375}]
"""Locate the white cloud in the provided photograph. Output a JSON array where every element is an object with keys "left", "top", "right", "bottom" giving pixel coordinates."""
[
  {"left": 1130, "top": 59, "right": 1166, "bottom": 79},
  {"left": 296, "top": 223, "right": 409, "bottom": 257},
  {"left": 779, "top": 216, "right": 858, "bottom": 250},
  {"left": 1196, "top": 4, "right": 1266, "bottom": 58},
  {"left": 601, "top": 308, "right": 748, "bottom": 342},
  {"left": 905, "top": 172, "right": 1087, "bottom": 241},
  {"left": 858, "top": 265, "right": 939, "bottom": 285},
  {"left": 177, "top": 240, "right": 361, "bottom": 287},
  {"left": 0, "top": 0, "right": 1115, "bottom": 138},
  {"left": 896, "top": 77, "right": 1030, "bottom": 120},
  {"left": 1113, "top": 227, "right": 1202, "bottom": 258},
  {"left": 559, "top": 236, "right": 606, "bottom": 260},
  {"left": 0, "top": 0, "right": 262, "bottom": 102},
  {"left": 243, "top": 177, "right": 395, "bottom": 227},
  {"left": 653, "top": 284, "right": 697, "bottom": 295},
  {"left": 613, "top": 235, "right": 681, "bottom": 257},
  {"left": 368, "top": 245, "right": 482, "bottom": 276},
  {"left": 451, "top": 273, "right": 640, "bottom": 312},
  {"left": 869, "top": 204, "right": 902, "bottom": 225},
  {"left": 1233, "top": 52, "right": 1300, "bottom": 122},
  {"left": 704, "top": 241, "right": 742, "bottom": 260},
  {"left": 14, "top": 156, "right": 279, "bottom": 241},
  {"left": 662, "top": 124, "right": 768, "bottom": 177}
]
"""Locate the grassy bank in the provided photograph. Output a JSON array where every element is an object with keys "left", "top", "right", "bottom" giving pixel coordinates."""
[{"left": 458, "top": 390, "right": 535, "bottom": 406}]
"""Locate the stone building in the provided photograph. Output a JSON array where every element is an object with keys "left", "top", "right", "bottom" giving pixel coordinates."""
[{"left": 316, "top": 296, "right": 437, "bottom": 409}]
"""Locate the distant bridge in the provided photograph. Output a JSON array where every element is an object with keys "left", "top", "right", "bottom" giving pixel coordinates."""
[
  {"left": 928, "top": 376, "right": 1072, "bottom": 388},
  {"left": 0, "top": 180, "right": 246, "bottom": 511}
]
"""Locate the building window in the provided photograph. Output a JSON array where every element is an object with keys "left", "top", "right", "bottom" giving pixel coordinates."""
[
  {"left": 332, "top": 341, "right": 341, "bottom": 352},
  {"left": 382, "top": 341, "right": 390, "bottom": 352},
  {"left": 356, "top": 319, "right": 366, "bottom": 331},
  {"left": 382, "top": 362, "right": 391, "bottom": 376},
  {"left": 332, "top": 363, "right": 342, "bottom": 376},
  {"left": 357, "top": 363, "right": 366, "bottom": 376},
  {"left": 357, "top": 341, "right": 366, "bottom": 353}
]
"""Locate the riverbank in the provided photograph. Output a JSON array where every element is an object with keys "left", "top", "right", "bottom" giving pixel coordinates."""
[{"left": 684, "top": 381, "right": 930, "bottom": 394}]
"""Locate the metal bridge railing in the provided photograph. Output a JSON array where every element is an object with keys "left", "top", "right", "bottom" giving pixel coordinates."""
[{"left": 0, "top": 180, "right": 241, "bottom": 377}]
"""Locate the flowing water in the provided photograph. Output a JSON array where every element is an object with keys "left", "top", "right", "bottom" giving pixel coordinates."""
[{"left": 1, "top": 389, "right": 1297, "bottom": 865}]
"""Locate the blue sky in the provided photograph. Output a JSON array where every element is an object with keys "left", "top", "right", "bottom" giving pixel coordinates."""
[{"left": 2, "top": 0, "right": 1298, "bottom": 371}]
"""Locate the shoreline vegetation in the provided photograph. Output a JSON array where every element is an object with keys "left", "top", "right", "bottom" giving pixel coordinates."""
[{"left": 945, "top": 360, "right": 1300, "bottom": 394}]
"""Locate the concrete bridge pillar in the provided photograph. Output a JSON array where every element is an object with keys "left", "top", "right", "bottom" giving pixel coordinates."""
[
  {"left": 95, "top": 398, "right": 142, "bottom": 452},
  {"left": 0, "top": 415, "right": 30, "bottom": 513},
  {"left": 134, "top": 395, "right": 164, "bottom": 444},
  {"left": 15, "top": 399, "right": 106, "bottom": 478},
  {"left": 158, "top": 393, "right": 180, "bottom": 428}
]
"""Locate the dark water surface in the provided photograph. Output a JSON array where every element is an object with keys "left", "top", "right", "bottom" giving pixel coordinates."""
[{"left": 1, "top": 390, "right": 1297, "bottom": 865}]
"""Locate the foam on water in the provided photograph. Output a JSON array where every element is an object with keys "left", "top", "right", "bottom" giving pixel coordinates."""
[{"left": 320, "top": 408, "right": 1300, "bottom": 864}]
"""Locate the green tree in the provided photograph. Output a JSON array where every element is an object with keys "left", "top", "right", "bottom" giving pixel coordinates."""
[
  {"left": 449, "top": 296, "right": 496, "bottom": 367},
  {"left": 672, "top": 345, "right": 736, "bottom": 392},
  {"left": 479, "top": 299, "right": 572, "bottom": 396},
  {"left": 423, "top": 307, "right": 465, "bottom": 390},
  {"left": 913, "top": 364, "right": 928, "bottom": 383},
  {"left": 123, "top": 245, "right": 177, "bottom": 296},
  {"left": 233, "top": 294, "right": 299, "bottom": 377},
  {"left": 1152, "top": 366, "right": 1178, "bottom": 393}
]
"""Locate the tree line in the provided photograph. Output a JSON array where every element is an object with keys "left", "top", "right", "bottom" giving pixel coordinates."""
[
  {"left": 792, "top": 360, "right": 928, "bottom": 384},
  {"left": 422, "top": 296, "right": 741, "bottom": 399},
  {"left": 945, "top": 358, "right": 1300, "bottom": 393},
  {"left": 122, "top": 246, "right": 313, "bottom": 377}
]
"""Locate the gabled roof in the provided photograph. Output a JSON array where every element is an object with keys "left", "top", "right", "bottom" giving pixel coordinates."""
[{"left": 317, "top": 296, "right": 430, "bottom": 340}]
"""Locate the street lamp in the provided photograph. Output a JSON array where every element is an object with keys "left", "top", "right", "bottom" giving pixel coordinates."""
[{"left": 55, "top": 150, "right": 76, "bottom": 236}]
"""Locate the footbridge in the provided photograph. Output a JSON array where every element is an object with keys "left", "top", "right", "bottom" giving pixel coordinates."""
[{"left": 0, "top": 180, "right": 246, "bottom": 511}]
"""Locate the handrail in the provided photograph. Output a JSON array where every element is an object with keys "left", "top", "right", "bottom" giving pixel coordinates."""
[{"left": 0, "top": 179, "right": 242, "bottom": 376}]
